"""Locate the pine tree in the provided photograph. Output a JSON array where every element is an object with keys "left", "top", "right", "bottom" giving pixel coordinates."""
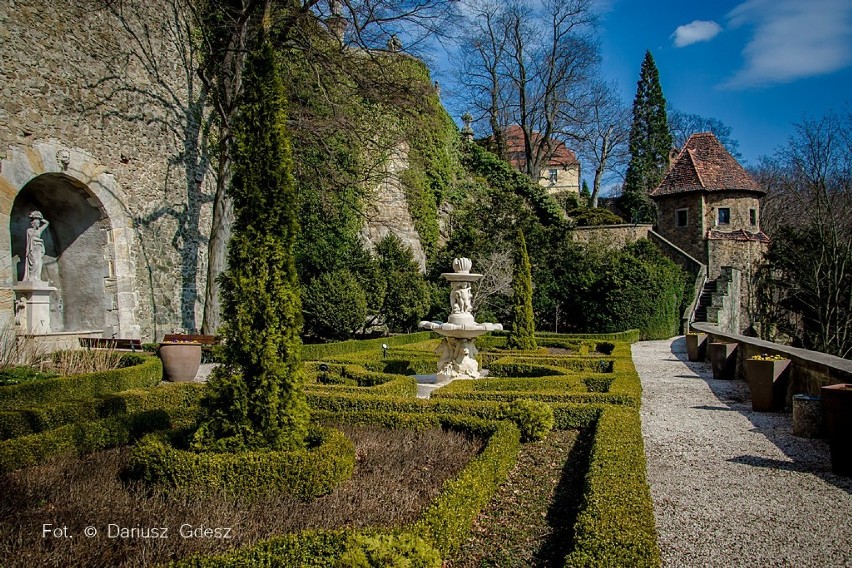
[
  {"left": 193, "top": 40, "right": 309, "bottom": 452},
  {"left": 622, "top": 51, "right": 672, "bottom": 222},
  {"left": 508, "top": 229, "right": 537, "bottom": 350}
]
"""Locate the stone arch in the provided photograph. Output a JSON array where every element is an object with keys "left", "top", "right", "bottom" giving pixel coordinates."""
[{"left": 0, "top": 141, "right": 141, "bottom": 337}]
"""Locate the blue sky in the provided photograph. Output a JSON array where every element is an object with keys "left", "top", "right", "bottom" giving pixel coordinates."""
[
  {"left": 598, "top": 0, "right": 852, "bottom": 167},
  {"left": 431, "top": 0, "right": 852, "bottom": 174}
]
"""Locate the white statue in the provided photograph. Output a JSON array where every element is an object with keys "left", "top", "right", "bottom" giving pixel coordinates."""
[
  {"left": 450, "top": 282, "right": 473, "bottom": 314},
  {"left": 23, "top": 211, "right": 49, "bottom": 283}
]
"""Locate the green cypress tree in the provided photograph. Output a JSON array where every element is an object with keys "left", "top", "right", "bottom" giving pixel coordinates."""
[
  {"left": 193, "top": 40, "right": 309, "bottom": 452},
  {"left": 622, "top": 51, "right": 672, "bottom": 222},
  {"left": 508, "top": 229, "right": 537, "bottom": 350}
]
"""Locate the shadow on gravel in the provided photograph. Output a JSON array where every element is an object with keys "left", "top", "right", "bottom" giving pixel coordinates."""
[{"left": 669, "top": 338, "right": 852, "bottom": 495}]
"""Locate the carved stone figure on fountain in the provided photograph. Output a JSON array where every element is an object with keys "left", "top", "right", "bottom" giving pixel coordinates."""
[{"left": 451, "top": 281, "right": 473, "bottom": 314}]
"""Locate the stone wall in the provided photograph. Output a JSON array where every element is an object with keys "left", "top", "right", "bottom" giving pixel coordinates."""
[
  {"left": 1, "top": 0, "right": 216, "bottom": 340},
  {"left": 358, "top": 141, "right": 427, "bottom": 271},
  {"left": 652, "top": 193, "right": 707, "bottom": 263},
  {"left": 571, "top": 224, "right": 652, "bottom": 249},
  {"left": 707, "top": 239, "right": 766, "bottom": 332},
  {"left": 692, "top": 322, "right": 852, "bottom": 408}
]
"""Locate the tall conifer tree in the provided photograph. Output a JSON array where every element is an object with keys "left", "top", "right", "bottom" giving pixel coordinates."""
[
  {"left": 622, "top": 51, "right": 672, "bottom": 222},
  {"left": 508, "top": 229, "right": 537, "bottom": 350},
  {"left": 193, "top": 39, "right": 308, "bottom": 452}
]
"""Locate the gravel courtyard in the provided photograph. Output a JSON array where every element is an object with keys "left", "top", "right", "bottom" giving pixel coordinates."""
[{"left": 635, "top": 337, "right": 852, "bottom": 568}]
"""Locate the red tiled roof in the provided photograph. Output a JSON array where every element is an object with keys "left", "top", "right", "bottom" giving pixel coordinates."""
[
  {"left": 504, "top": 125, "right": 579, "bottom": 170},
  {"left": 707, "top": 229, "right": 770, "bottom": 243},
  {"left": 650, "top": 132, "right": 764, "bottom": 197}
]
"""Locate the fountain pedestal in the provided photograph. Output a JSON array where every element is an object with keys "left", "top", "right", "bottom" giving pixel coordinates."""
[{"left": 419, "top": 257, "right": 503, "bottom": 382}]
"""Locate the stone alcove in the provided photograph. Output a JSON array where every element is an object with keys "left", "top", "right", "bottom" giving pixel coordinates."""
[
  {"left": 0, "top": 141, "right": 141, "bottom": 338},
  {"left": 11, "top": 173, "right": 110, "bottom": 331}
]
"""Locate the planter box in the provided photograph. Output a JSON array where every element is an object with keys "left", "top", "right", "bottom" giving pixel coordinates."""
[
  {"left": 745, "top": 358, "right": 790, "bottom": 412},
  {"left": 686, "top": 333, "right": 707, "bottom": 362},
  {"left": 709, "top": 342, "right": 737, "bottom": 380},
  {"left": 159, "top": 342, "right": 202, "bottom": 382},
  {"left": 821, "top": 383, "right": 852, "bottom": 476}
]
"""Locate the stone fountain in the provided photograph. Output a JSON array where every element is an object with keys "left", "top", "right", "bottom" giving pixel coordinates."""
[{"left": 419, "top": 257, "right": 502, "bottom": 382}]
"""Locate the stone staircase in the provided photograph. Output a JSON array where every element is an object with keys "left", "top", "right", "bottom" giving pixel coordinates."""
[{"left": 692, "top": 268, "right": 738, "bottom": 330}]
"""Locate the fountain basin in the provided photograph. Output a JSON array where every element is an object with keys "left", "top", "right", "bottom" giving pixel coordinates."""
[{"left": 418, "top": 320, "right": 503, "bottom": 339}]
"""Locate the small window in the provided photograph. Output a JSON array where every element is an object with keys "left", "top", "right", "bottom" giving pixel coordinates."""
[
  {"left": 548, "top": 168, "right": 558, "bottom": 184},
  {"left": 718, "top": 207, "right": 731, "bottom": 225},
  {"left": 750, "top": 208, "right": 757, "bottom": 226},
  {"left": 675, "top": 208, "right": 688, "bottom": 227}
]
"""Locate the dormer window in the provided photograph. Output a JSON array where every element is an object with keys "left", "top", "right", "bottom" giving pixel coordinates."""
[
  {"left": 675, "top": 208, "right": 688, "bottom": 228},
  {"left": 548, "top": 168, "right": 558, "bottom": 184},
  {"left": 718, "top": 207, "right": 731, "bottom": 225}
]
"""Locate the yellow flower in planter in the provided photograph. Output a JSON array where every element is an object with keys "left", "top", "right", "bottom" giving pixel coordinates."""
[{"left": 749, "top": 353, "right": 787, "bottom": 361}]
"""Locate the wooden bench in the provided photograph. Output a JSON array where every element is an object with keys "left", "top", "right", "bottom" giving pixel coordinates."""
[{"left": 79, "top": 337, "right": 143, "bottom": 351}]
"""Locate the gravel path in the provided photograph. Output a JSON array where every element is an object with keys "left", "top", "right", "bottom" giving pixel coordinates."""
[{"left": 635, "top": 337, "right": 852, "bottom": 568}]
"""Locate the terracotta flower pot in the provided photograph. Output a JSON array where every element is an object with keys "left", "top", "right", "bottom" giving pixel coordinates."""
[
  {"left": 821, "top": 383, "right": 852, "bottom": 476},
  {"left": 709, "top": 342, "right": 737, "bottom": 380},
  {"left": 159, "top": 342, "right": 202, "bottom": 382},
  {"left": 686, "top": 333, "right": 707, "bottom": 362},
  {"left": 745, "top": 357, "right": 790, "bottom": 412}
]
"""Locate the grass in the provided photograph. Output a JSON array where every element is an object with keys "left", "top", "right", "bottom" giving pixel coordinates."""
[
  {"left": 0, "top": 425, "right": 483, "bottom": 567},
  {"left": 447, "top": 428, "right": 593, "bottom": 567}
]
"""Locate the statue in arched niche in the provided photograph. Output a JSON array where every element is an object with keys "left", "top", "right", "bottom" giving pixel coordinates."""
[{"left": 23, "top": 210, "right": 49, "bottom": 283}]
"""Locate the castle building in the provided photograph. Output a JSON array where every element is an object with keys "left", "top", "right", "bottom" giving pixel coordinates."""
[
  {"left": 650, "top": 132, "right": 768, "bottom": 332},
  {"left": 504, "top": 125, "right": 580, "bottom": 205}
]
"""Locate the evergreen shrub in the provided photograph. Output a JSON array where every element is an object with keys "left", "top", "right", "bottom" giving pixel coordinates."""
[{"left": 504, "top": 398, "right": 555, "bottom": 441}]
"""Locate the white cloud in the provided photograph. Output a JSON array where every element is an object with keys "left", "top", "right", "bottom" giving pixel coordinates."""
[
  {"left": 672, "top": 20, "right": 722, "bottom": 47},
  {"left": 724, "top": 0, "right": 852, "bottom": 88}
]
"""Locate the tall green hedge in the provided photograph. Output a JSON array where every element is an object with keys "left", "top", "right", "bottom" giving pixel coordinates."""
[{"left": 193, "top": 40, "right": 308, "bottom": 452}]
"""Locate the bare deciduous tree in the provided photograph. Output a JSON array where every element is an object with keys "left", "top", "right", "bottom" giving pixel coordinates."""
[
  {"left": 754, "top": 112, "right": 852, "bottom": 358},
  {"left": 572, "top": 80, "right": 629, "bottom": 207},
  {"left": 454, "top": 0, "right": 599, "bottom": 181}
]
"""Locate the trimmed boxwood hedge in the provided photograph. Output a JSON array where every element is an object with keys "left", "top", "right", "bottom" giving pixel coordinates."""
[
  {"left": 0, "top": 354, "right": 162, "bottom": 407},
  {"left": 564, "top": 406, "right": 660, "bottom": 567},
  {"left": 301, "top": 332, "right": 435, "bottom": 361},
  {"left": 0, "top": 409, "right": 180, "bottom": 473},
  {"left": 170, "top": 411, "right": 521, "bottom": 567},
  {"left": 0, "top": 384, "right": 204, "bottom": 471},
  {"left": 0, "top": 382, "right": 205, "bottom": 441},
  {"left": 128, "top": 426, "right": 355, "bottom": 500}
]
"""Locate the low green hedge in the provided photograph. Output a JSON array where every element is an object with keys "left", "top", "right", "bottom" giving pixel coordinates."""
[
  {"left": 302, "top": 332, "right": 435, "bottom": 361},
  {"left": 0, "top": 355, "right": 162, "bottom": 408},
  {"left": 128, "top": 426, "right": 355, "bottom": 500},
  {"left": 0, "top": 382, "right": 204, "bottom": 441},
  {"left": 0, "top": 409, "right": 180, "bottom": 473},
  {"left": 0, "top": 384, "right": 204, "bottom": 471},
  {"left": 305, "top": 362, "right": 417, "bottom": 398},
  {"left": 306, "top": 391, "right": 602, "bottom": 431},
  {"left": 564, "top": 406, "right": 660, "bottom": 567},
  {"left": 171, "top": 411, "right": 520, "bottom": 567}
]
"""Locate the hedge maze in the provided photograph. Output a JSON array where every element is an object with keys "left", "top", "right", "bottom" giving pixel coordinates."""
[{"left": 0, "top": 331, "right": 660, "bottom": 566}]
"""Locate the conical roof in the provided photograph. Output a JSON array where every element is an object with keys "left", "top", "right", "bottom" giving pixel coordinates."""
[{"left": 650, "top": 132, "right": 764, "bottom": 198}]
